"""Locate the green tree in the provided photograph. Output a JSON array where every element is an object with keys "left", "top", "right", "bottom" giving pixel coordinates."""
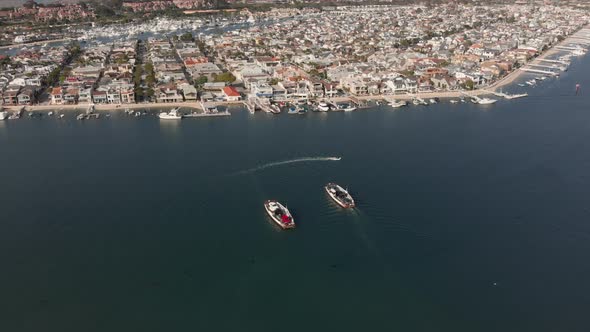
[
  {"left": 180, "top": 32, "right": 194, "bottom": 42},
  {"left": 195, "top": 75, "right": 208, "bottom": 86},
  {"left": 214, "top": 72, "right": 236, "bottom": 83},
  {"left": 461, "top": 79, "right": 475, "bottom": 90},
  {"left": 144, "top": 63, "right": 155, "bottom": 86}
]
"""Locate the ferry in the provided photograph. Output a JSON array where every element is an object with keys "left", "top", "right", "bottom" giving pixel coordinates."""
[
  {"left": 158, "top": 107, "right": 183, "bottom": 120},
  {"left": 264, "top": 200, "right": 295, "bottom": 229},
  {"left": 325, "top": 183, "right": 355, "bottom": 208}
]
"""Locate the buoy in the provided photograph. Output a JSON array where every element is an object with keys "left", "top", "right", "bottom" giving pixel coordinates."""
[{"left": 576, "top": 83, "right": 581, "bottom": 95}]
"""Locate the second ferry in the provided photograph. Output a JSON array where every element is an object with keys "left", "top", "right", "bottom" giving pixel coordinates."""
[
  {"left": 264, "top": 200, "right": 295, "bottom": 229},
  {"left": 325, "top": 183, "right": 355, "bottom": 208}
]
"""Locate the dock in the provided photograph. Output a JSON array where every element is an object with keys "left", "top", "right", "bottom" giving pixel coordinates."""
[
  {"left": 520, "top": 68, "right": 559, "bottom": 76},
  {"left": 483, "top": 90, "right": 528, "bottom": 99},
  {"left": 555, "top": 45, "right": 587, "bottom": 51},
  {"left": 537, "top": 59, "right": 570, "bottom": 66},
  {"left": 244, "top": 96, "right": 273, "bottom": 113}
]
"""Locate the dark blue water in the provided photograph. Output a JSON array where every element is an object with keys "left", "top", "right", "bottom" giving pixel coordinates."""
[{"left": 2, "top": 57, "right": 590, "bottom": 331}]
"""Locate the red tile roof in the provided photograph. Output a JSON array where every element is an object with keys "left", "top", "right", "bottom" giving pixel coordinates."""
[{"left": 223, "top": 86, "right": 240, "bottom": 97}]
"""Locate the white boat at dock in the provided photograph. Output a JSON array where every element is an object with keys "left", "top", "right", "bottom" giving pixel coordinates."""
[
  {"left": 317, "top": 101, "right": 330, "bottom": 112},
  {"left": 389, "top": 100, "right": 407, "bottom": 108},
  {"left": 184, "top": 108, "right": 231, "bottom": 118},
  {"left": 475, "top": 97, "right": 497, "bottom": 105},
  {"left": 158, "top": 107, "right": 183, "bottom": 120}
]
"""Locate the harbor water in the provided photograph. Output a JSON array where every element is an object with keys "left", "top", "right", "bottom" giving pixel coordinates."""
[{"left": 2, "top": 57, "right": 590, "bottom": 331}]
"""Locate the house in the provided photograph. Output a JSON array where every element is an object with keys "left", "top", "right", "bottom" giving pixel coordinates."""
[
  {"left": 222, "top": 86, "right": 241, "bottom": 101},
  {"left": 120, "top": 89, "right": 135, "bottom": 104},
  {"left": 156, "top": 85, "right": 183, "bottom": 103},
  {"left": 78, "top": 88, "right": 93, "bottom": 103},
  {"left": 251, "top": 82, "right": 273, "bottom": 98},
  {"left": 107, "top": 89, "right": 122, "bottom": 104},
  {"left": 189, "top": 62, "right": 222, "bottom": 81},
  {"left": 179, "top": 83, "right": 197, "bottom": 101},
  {"left": 50, "top": 87, "right": 63, "bottom": 105},
  {"left": 17, "top": 87, "right": 34, "bottom": 105},
  {"left": 64, "top": 88, "right": 79, "bottom": 104},
  {"left": 92, "top": 90, "right": 108, "bottom": 104}
]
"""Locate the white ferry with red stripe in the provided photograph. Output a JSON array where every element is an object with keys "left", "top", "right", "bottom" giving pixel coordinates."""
[{"left": 264, "top": 200, "right": 295, "bottom": 229}]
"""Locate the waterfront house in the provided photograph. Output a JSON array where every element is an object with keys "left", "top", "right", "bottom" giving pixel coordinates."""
[
  {"left": 64, "top": 88, "right": 79, "bottom": 104},
  {"left": 50, "top": 87, "right": 63, "bottom": 105},
  {"left": 156, "top": 85, "right": 183, "bottom": 103},
  {"left": 17, "top": 87, "right": 34, "bottom": 105},
  {"left": 222, "top": 86, "right": 242, "bottom": 101},
  {"left": 91, "top": 90, "right": 108, "bottom": 104}
]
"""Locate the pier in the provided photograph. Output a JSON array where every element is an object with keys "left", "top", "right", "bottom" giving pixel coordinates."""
[
  {"left": 556, "top": 46, "right": 586, "bottom": 51},
  {"left": 527, "top": 63, "right": 565, "bottom": 71},
  {"left": 520, "top": 68, "right": 558, "bottom": 76},
  {"left": 537, "top": 59, "right": 570, "bottom": 65}
]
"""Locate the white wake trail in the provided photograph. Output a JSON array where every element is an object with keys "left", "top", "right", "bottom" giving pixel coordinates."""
[{"left": 232, "top": 156, "right": 341, "bottom": 175}]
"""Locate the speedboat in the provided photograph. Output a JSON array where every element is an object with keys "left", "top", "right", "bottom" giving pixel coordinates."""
[
  {"left": 158, "top": 107, "right": 183, "bottom": 120},
  {"left": 0, "top": 111, "right": 8, "bottom": 120},
  {"left": 264, "top": 200, "right": 295, "bottom": 229}
]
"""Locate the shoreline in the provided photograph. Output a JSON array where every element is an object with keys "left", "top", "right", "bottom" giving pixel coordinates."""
[{"left": 2, "top": 26, "right": 588, "bottom": 113}]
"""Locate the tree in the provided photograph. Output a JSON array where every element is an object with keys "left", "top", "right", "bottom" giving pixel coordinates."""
[
  {"left": 195, "top": 75, "right": 208, "bottom": 87},
  {"left": 461, "top": 79, "right": 475, "bottom": 90},
  {"left": 214, "top": 72, "right": 236, "bottom": 83},
  {"left": 180, "top": 32, "right": 194, "bottom": 42},
  {"left": 145, "top": 88, "right": 154, "bottom": 100},
  {"left": 144, "top": 63, "right": 155, "bottom": 86}
]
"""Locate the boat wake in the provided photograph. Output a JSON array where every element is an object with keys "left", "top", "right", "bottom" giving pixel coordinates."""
[{"left": 232, "top": 156, "right": 341, "bottom": 175}]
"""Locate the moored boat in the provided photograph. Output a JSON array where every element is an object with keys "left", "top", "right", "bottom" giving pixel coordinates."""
[
  {"left": 325, "top": 183, "right": 355, "bottom": 208},
  {"left": 264, "top": 200, "right": 295, "bottom": 229},
  {"left": 317, "top": 101, "right": 330, "bottom": 112},
  {"left": 389, "top": 100, "right": 407, "bottom": 108},
  {"left": 158, "top": 107, "right": 183, "bottom": 120}
]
